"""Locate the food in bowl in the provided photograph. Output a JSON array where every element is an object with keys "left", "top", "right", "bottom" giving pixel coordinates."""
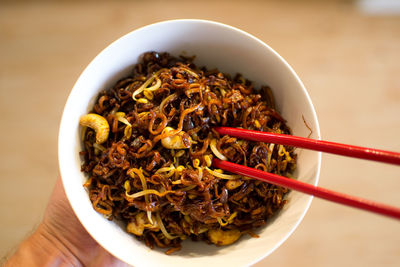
[{"left": 79, "top": 51, "right": 297, "bottom": 254}]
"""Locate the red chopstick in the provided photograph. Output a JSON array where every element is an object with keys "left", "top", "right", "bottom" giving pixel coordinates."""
[
  {"left": 212, "top": 158, "right": 400, "bottom": 220},
  {"left": 215, "top": 127, "right": 400, "bottom": 165}
]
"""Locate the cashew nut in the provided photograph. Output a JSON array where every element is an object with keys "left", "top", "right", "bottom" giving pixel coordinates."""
[
  {"left": 127, "top": 212, "right": 146, "bottom": 236},
  {"left": 126, "top": 212, "right": 159, "bottom": 236},
  {"left": 161, "top": 127, "right": 192, "bottom": 149},
  {"left": 208, "top": 228, "right": 241, "bottom": 246},
  {"left": 79, "top": 113, "right": 109, "bottom": 144}
]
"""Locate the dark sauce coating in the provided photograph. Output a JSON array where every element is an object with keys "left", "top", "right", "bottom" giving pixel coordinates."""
[{"left": 80, "top": 52, "right": 297, "bottom": 254}]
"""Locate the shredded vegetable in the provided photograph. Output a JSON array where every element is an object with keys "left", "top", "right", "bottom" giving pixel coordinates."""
[
  {"left": 210, "top": 139, "right": 228, "bottom": 160},
  {"left": 156, "top": 212, "right": 178, "bottom": 240},
  {"left": 128, "top": 168, "right": 153, "bottom": 224},
  {"left": 205, "top": 167, "right": 241, "bottom": 180},
  {"left": 126, "top": 189, "right": 174, "bottom": 199}
]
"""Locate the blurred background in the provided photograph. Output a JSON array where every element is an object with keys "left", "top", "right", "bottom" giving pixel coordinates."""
[{"left": 1, "top": 0, "right": 399, "bottom": 266}]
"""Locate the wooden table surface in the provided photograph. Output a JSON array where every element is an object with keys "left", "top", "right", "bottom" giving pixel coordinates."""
[{"left": 1, "top": 0, "right": 399, "bottom": 266}]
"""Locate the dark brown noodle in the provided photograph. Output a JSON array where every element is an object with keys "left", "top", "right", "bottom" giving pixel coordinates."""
[{"left": 80, "top": 52, "right": 297, "bottom": 254}]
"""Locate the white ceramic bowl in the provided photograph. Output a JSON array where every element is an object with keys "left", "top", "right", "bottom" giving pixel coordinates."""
[{"left": 58, "top": 19, "right": 321, "bottom": 267}]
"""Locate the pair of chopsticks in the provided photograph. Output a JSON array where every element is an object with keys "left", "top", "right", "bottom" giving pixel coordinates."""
[{"left": 212, "top": 127, "right": 400, "bottom": 220}]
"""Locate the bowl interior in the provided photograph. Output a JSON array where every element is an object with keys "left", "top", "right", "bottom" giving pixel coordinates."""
[{"left": 58, "top": 19, "right": 320, "bottom": 267}]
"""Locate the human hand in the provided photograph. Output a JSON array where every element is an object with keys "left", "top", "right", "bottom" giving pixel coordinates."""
[{"left": 4, "top": 177, "right": 128, "bottom": 267}]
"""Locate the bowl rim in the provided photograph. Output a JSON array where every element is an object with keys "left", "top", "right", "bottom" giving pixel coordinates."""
[{"left": 58, "top": 18, "right": 321, "bottom": 266}]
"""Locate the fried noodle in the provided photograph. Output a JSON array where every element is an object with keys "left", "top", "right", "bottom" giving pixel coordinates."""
[{"left": 80, "top": 52, "right": 297, "bottom": 254}]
